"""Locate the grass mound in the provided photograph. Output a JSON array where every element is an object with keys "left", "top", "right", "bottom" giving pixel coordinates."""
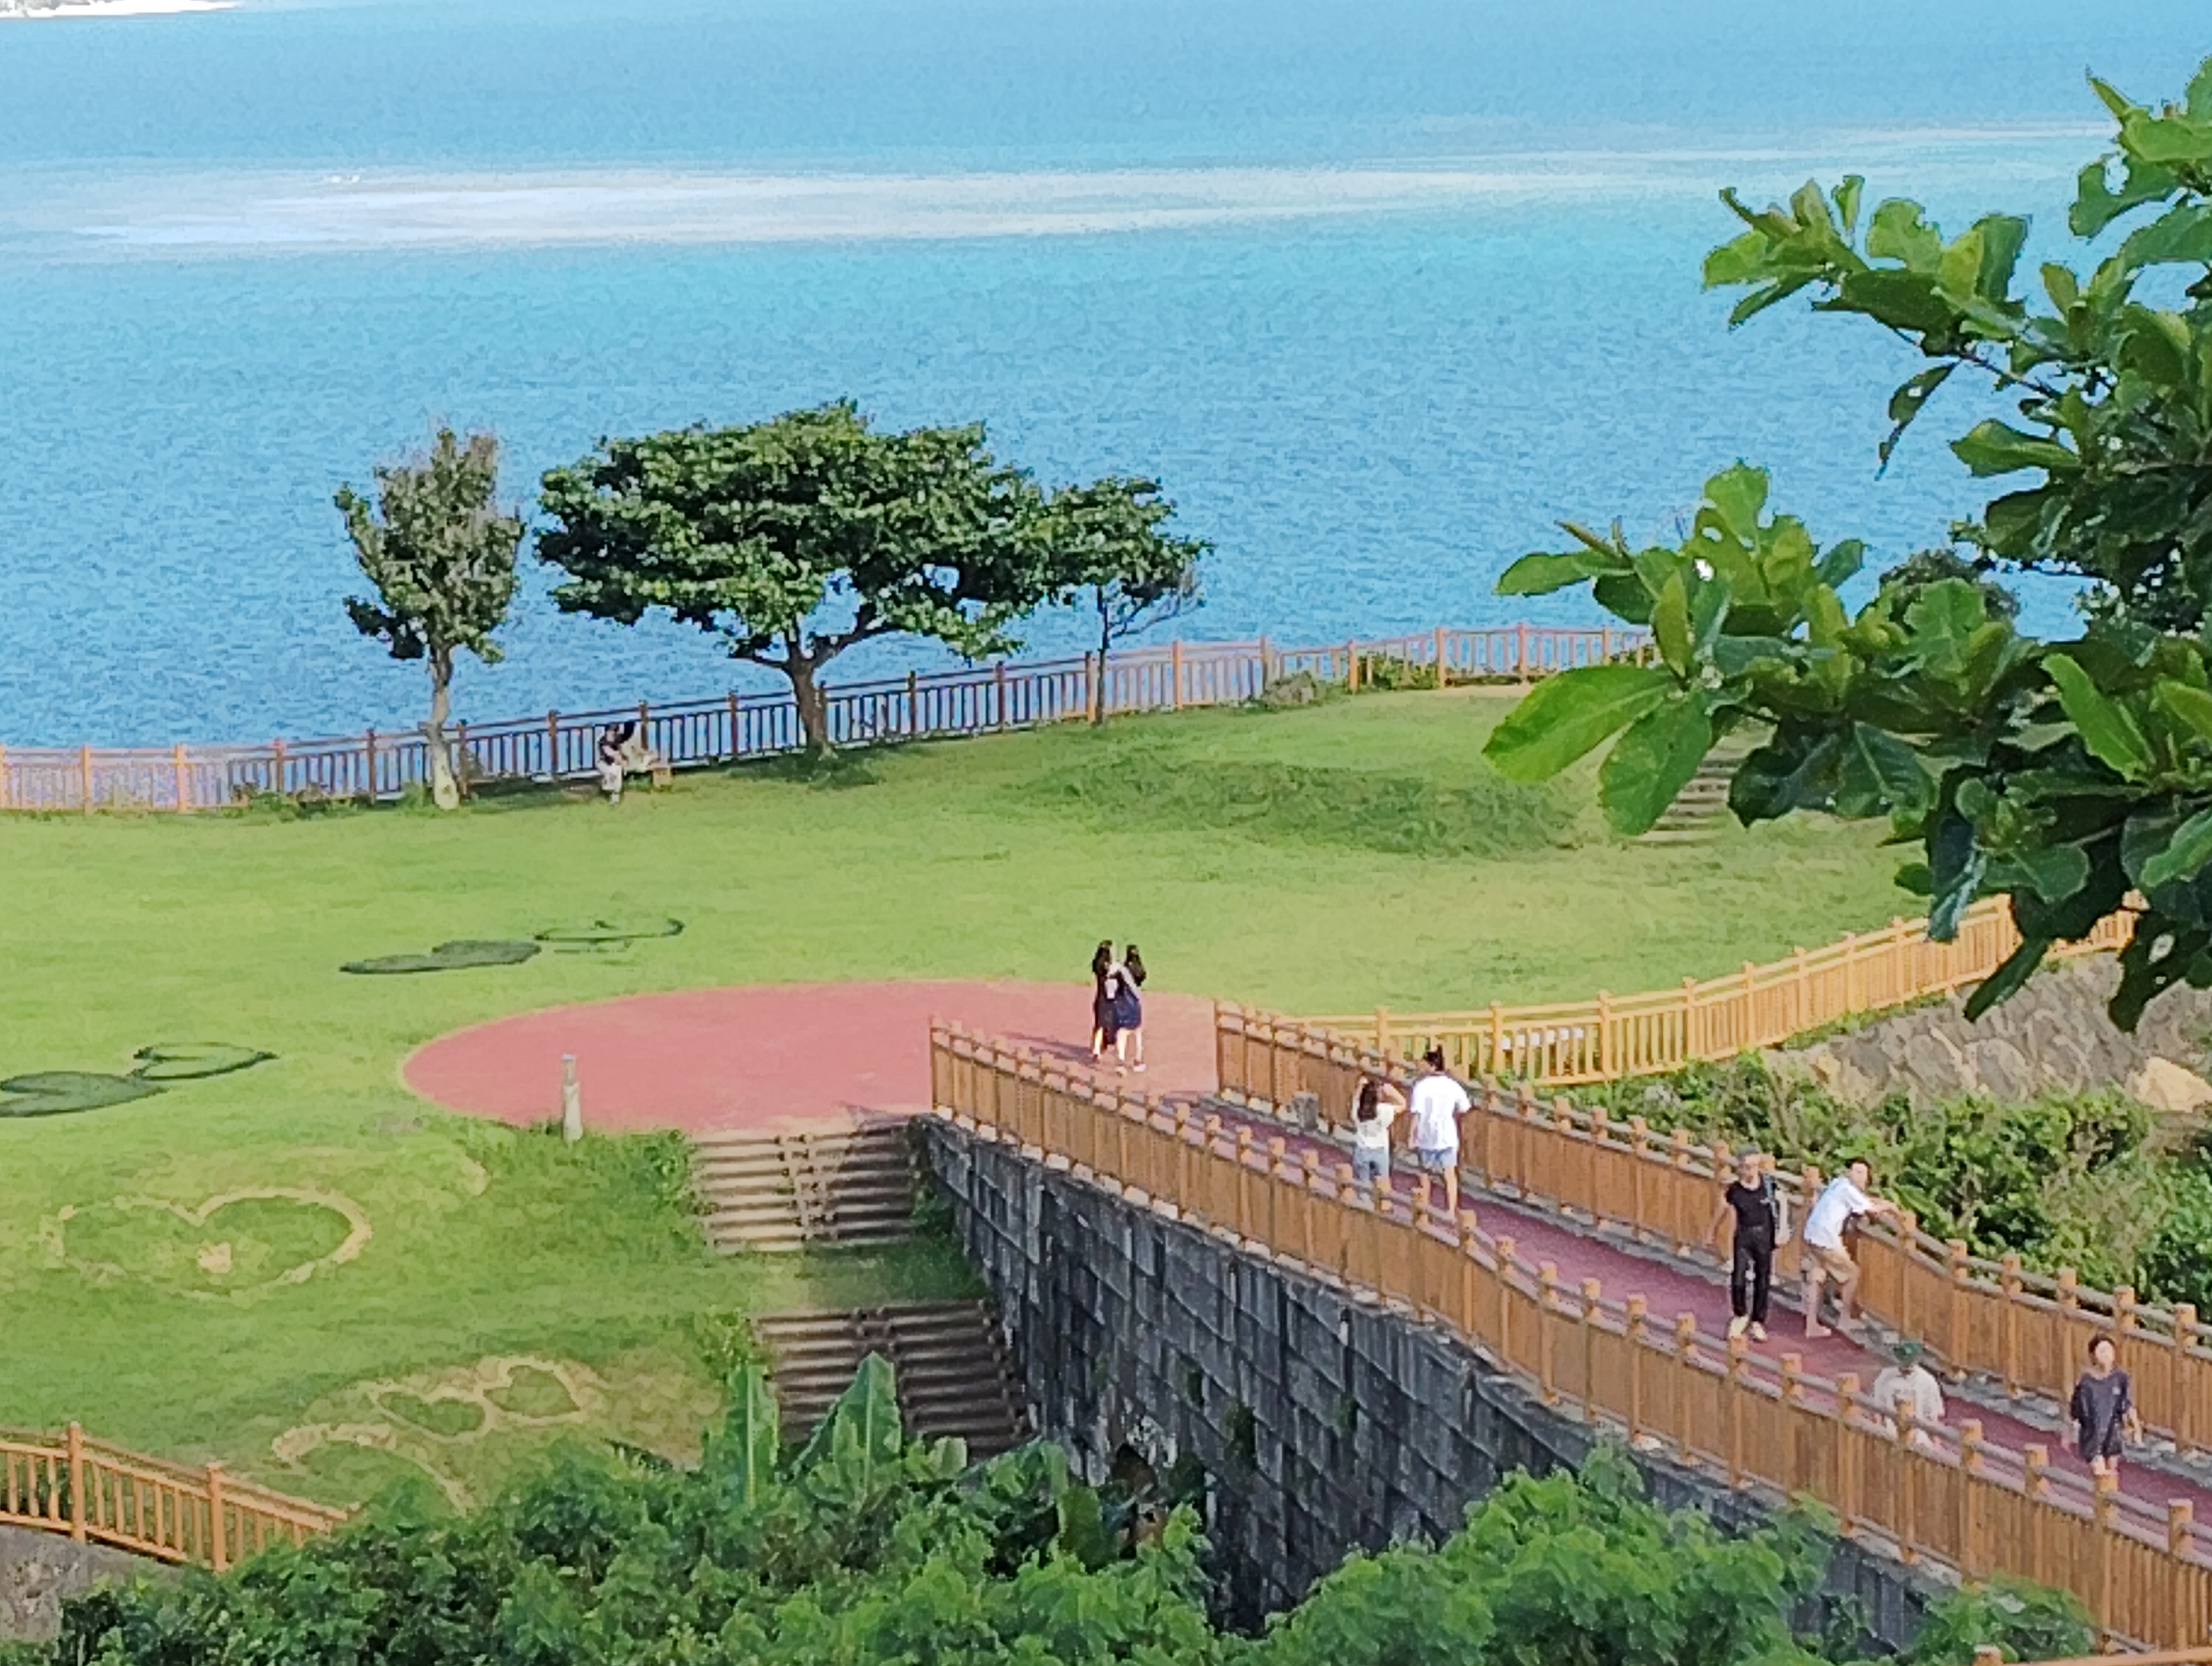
[{"left": 1016, "top": 743, "right": 1572, "bottom": 860}]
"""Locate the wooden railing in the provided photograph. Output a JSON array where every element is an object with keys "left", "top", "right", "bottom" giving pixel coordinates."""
[
  {"left": 932, "top": 1023, "right": 2212, "bottom": 1648},
  {"left": 0, "top": 1422, "right": 345, "bottom": 1569},
  {"left": 0, "top": 622, "right": 1645, "bottom": 814},
  {"left": 1214, "top": 1006, "right": 2212, "bottom": 1461},
  {"left": 1295, "top": 897, "right": 2134, "bottom": 1086}
]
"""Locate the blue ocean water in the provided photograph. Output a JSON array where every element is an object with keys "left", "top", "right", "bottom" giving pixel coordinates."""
[{"left": 0, "top": 0, "right": 2205, "bottom": 744}]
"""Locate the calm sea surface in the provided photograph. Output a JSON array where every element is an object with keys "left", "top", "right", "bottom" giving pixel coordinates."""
[{"left": 0, "top": 0, "right": 2204, "bottom": 743}]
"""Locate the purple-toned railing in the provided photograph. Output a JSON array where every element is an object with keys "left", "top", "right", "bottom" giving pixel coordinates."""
[{"left": 0, "top": 624, "right": 1645, "bottom": 813}]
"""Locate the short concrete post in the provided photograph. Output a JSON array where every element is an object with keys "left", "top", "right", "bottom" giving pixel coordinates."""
[{"left": 562, "top": 1054, "right": 583, "bottom": 1143}]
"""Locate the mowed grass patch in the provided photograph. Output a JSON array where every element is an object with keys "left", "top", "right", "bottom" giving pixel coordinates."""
[{"left": 0, "top": 687, "right": 1905, "bottom": 1494}]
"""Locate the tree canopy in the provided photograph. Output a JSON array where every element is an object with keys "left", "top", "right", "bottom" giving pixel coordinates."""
[
  {"left": 1485, "top": 54, "right": 2212, "bottom": 1030},
  {"left": 537, "top": 402, "right": 1053, "bottom": 753},
  {"left": 338, "top": 428, "right": 523, "bottom": 809}
]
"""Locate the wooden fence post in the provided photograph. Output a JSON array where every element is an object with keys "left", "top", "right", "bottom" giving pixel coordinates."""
[
  {"left": 1680, "top": 977, "right": 1697, "bottom": 1066},
  {"left": 1597, "top": 991, "right": 1613, "bottom": 1078},
  {"left": 545, "top": 709, "right": 560, "bottom": 776},
  {"left": 1673, "top": 1315, "right": 1697, "bottom": 1459},
  {"left": 1516, "top": 621, "right": 1529, "bottom": 680},
  {"left": 1256, "top": 636, "right": 1272, "bottom": 695},
  {"left": 728, "top": 690, "right": 743, "bottom": 759},
  {"left": 1344, "top": 639, "right": 1358, "bottom": 694},
  {"left": 79, "top": 742, "right": 93, "bottom": 814},
  {"left": 364, "top": 728, "right": 378, "bottom": 798},
  {"left": 66, "top": 1422, "right": 86, "bottom": 1541},
  {"left": 2000, "top": 1253, "right": 2023, "bottom": 1393},
  {"left": 994, "top": 660, "right": 1008, "bottom": 727},
  {"left": 1625, "top": 1295, "right": 1648, "bottom": 1439},
  {"left": 205, "top": 1463, "right": 229, "bottom": 1572},
  {"left": 173, "top": 742, "right": 190, "bottom": 813},
  {"left": 1433, "top": 624, "right": 1448, "bottom": 688},
  {"left": 1842, "top": 931, "right": 1860, "bottom": 1012}
]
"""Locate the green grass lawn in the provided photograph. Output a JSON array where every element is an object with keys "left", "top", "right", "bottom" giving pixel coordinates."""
[{"left": 0, "top": 687, "right": 1907, "bottom": 1503}]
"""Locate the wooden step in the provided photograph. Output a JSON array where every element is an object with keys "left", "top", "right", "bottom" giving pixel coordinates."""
[
  {"left": 691, "top": 1124, "right": 919, "bottom": 1253},
  {"left": 752, "top": 1301, "right": 1031, "bottom": 1458}
]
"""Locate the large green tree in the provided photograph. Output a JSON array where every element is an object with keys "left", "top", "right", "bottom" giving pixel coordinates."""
[
  {"left": 537, "top": 402, "right": 1056, "bottom": 755},
  {"left": 1040, "top": 476, "right": 1210, "bottom": 722},
  {"left": 338, "top": 428, "right": 523, "bottom": 810},
  {"left": 1484, "top": 55, "right": 2212, "bottom": 1029}
]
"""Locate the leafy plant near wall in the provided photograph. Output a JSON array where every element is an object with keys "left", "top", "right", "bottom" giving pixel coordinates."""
[
  {"left": 1483, "top": 54, "right": 2212, "bottom": 1033},
  {"left": 34, "top": 1360, "right": 2088, "bottom": 1666}
]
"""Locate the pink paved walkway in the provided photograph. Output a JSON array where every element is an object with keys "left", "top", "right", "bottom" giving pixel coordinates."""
[{"left": 403, "top": 979, "right": 1218, "bottom": 1137}]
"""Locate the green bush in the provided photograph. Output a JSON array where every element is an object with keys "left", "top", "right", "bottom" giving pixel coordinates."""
[{"left": 28, "top": 1385, "right": 2073, "bottom": 1666}]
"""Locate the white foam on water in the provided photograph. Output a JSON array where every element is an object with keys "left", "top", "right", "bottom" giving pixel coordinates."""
[{"left": 56, "top": 134, "right": 2089, "bottom": 253}]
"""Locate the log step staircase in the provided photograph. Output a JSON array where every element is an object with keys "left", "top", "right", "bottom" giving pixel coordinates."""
[
  {"left": 691, "top": 1123, "right": 917, "bottom": 1252},
  {"left": 1638, "top": 742, "right": 1750, "bottom": 844},
  {"left": 751, "top": 1301, "right": 1031, "bottom": 1458}
]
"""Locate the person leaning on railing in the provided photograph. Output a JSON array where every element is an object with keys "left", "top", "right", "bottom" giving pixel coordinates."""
[{"left": 1800, "top": 1159, "right": 1901, "bottom": 1341}]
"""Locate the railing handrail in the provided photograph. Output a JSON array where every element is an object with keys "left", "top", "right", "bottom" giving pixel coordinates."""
[
  {"left": 0, "top": 1421, "right": 345, "bottom": 1569},
  {"left": 933, "top": 1022, "right": 2210, "bottom": 1648},
  {"left": 1292, "top": 896, "right": 2133, "bottom": 1087},
  {"left": 0, "top": 623, "right": 1649, "bottom": 813}
]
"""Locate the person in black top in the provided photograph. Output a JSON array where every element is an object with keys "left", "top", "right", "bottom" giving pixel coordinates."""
[
  {"left": 1089, "top": 941, "right": 1117, "bottom": 1063},
  {"left": 1704, "top": 1149, "right": 1780, "bottom": 1343},
  {"left": 2070, "top": 1334, "right": 2142, "bottom": 1481}
]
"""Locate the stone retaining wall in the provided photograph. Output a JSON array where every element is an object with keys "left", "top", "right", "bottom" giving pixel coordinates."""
[
  {"left": 0, "top": 1526, "right": 162, "bottom": 1644},
  {"left": 919, "top": 1116, "right": 1947, "bottom": 1642},
  {"left": 1784, "top": 956, "right": 2212, "bottom": 1108}
]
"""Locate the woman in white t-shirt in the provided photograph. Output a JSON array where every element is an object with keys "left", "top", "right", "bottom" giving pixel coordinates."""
[{"left": 1349, "top": 1075, "right": 1406, "bottom": 1198}]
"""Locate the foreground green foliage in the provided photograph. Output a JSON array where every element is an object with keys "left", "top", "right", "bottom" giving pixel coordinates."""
[
  {"left": 31, "top": 1370, "right": 2088, "bottom": 1666},
  {"left": 1486, "top": 56, "right": 2212, "bottom": 1033},
  {"left": 1594, "top": 1059, "right": 2212, "bottom": 1310}
]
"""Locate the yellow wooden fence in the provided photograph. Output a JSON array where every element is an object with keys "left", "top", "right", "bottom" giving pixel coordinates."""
[
  {"left": 0, "top": 1422, "right": 344, "bottom": 1571},
  {"left": 932, "top": 1022, "right": 2211, "bottom": 1648},
  {"left": 1293, "top": 898, "right": 2134, "bottom": 1086}
]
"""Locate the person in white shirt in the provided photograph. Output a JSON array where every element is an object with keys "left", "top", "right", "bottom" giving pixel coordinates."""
[
  {"left": 1801, "top": 1159, "right": 1901, "bottom": 1339},
  {"left": 1867, "top": 1338, "right": 1946, "bottom": 1451},
  {"left": 1406, "top": 1047, "right": 1472, "bottom": 1218},
  {"left": 1348, "top": 1074, "right": 1406, "bottom": 1199}
]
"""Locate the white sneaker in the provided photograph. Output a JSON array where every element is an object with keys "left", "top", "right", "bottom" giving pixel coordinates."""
[{"left": 1727, "top": 1317, "right": 1749, "bottom": 1340}]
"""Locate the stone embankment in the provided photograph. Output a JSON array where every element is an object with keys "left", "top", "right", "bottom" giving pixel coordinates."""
[
  {"left": 919, "top": 1117, "right": 1944, "bottom": 1644},
  {"left": 1780, "top": 955, "right": 2212, "bottom": 1111}
]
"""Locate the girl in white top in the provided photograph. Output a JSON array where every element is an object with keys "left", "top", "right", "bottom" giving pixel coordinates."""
[{"left": 1348, "top": 1075, "right": 1405, "bottom": 1198}]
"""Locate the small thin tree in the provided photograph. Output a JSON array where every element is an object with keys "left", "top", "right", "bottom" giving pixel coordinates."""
[
  {"left": 1043, "top": 477, "right": 1208, "bottom": 723},
  {"left": 337, "top": 428, "right": 523, "bottom": 809}
]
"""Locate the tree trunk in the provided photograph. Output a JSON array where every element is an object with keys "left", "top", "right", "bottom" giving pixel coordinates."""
[
  {"left": 425, "top": 649, "right": 461, "bottom": 810},
  {"left": 786, "top": 653, "right": 833, "bottom": 756},
  {"left": 1092, "top": 593, "right": 1113, "bottom": 725}
]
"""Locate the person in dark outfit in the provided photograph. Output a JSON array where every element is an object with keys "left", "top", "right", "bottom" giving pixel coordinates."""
[
  {"left": 2070, "top": 1334, "right": 2143, "bottom": 1481},
  {"left": 1704, "top": 1149, "right": 1780, "bottom": 1343},
  {"left": 1089, "top": 941, "right": 1117, "bottom": 1063}
]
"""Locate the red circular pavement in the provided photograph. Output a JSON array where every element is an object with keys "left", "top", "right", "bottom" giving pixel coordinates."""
[{"left": 402, "top": 979, "right": 1221, "bottom": 1137}]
